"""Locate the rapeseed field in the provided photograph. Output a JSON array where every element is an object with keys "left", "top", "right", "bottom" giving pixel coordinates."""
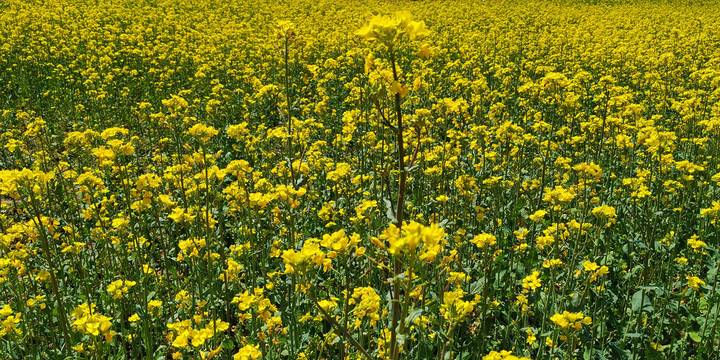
[{"left": 1, "top": 0, "right": 720, "bottom": 359}]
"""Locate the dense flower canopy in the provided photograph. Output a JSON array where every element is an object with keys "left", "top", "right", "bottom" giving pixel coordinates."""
[{"left": 1, "top": 0, "right": 720, "bottom": 359}]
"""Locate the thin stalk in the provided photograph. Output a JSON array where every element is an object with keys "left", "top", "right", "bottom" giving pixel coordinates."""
[
  {"left": 389, "top": 46, "right": 408, "bottom": 360},
  {"left": 29, "top": 194, "right": 73, "bottom": 355}
]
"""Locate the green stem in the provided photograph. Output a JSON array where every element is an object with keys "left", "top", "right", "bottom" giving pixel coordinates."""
[{"left": 29, "top": 194, "right": 73, "bottom": 355}]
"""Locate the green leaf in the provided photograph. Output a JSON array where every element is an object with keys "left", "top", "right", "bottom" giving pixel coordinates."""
[
  {"left": 593, "top": 349, "right": 608, "bottom": 360},
  {"left": 468, "top": 278, "right": 486, "bottom": 295},
  {"left": 623, "top": 332, "right": 642, "bottom": 338},
  {"left": 609, "top": 342, "right": 631, "bottom": 360},
  {"left": 384, "top": 198, "right": 397, "bottom": 223},
  {"left": 406, "top": 308, "right": 423, "bottom": 324},
  {"left": 688, "top": 331, "right": 702, "bottom": 343},
  {"left": 639, "top": 284, "right": 665, "bottom": 296},
  {"left": 644, "top": 344, "right": 664, "bottom": 360},
  {"left": 631, "top": 290, "right": 654, "bottom": 313}
]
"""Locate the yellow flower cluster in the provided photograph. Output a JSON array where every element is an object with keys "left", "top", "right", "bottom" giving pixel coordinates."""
[
  {"left": 166, "top": 318, "right": 229, "bottom": 348},
  {"left": 522, "top": 271, "right": 542, "bottom": 292},
  {"left": 0, "top": 305, "right": 21, "bottom": 337},
  {"left": 106, "top": 279, "right": 136, "bottom": 299},
  {"left": 440, "top": 288, "right": 477, "bottom": 327},
  {"left": 349, "top": 287, "right": 382, "bottom": 329},
  {"left": 550, "top": 311, "right": 592, "bottom": 331},
  {"left": 591, "top": 205, "right": 617, "bottom": 227},
  {"left": 71, "top": 303, "right": 113, "bottom": 339},
  {"left": 686, "top": 276, "right": 706, "bottom": 291},
  {"left": 376, "top": 221, "right": 447, "bottom": 262},
  {"left": 355, "top": 12, "right": 429, "bottom": 46},
  {"left": 233, "top": 344, "right": 262, "bottom": 360},
  {"left": 282, "top": 239, "right": 331, "bottom": 275},
  {"left": 471, "top": 233, "right": 497, "bottom": 248},
  {"left": 483, "top": 350, "right": 532, "bottom": 360},
  {"left": 231, "top": 288, "right": 279, "bottom": 323}
]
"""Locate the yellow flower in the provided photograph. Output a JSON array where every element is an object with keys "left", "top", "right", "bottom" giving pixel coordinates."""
[
  {"left": 590, "top": 266, "right": 609, "bottom": 283},
  {"left": 525, "top": 328, "right": 536, "bottom": 345},
  {"left": 349, "top": 287, "right": 381, "bottom": 328},
  {"left": 687, "top": 275, "right": 706, "bottom": 291},
  {"left": 106, "top": 279, "right": 136, "bottom": 299},
  {"left": 0, "top": 305, "right": 21, "bottom": 337},
  {"left": 591, "top": 205, "right": 617, "bottom": 227},
  {"left": 687, "top": 234, "right": 708, "bottom": 253},
  {"left": 364, "top": 53, "right": 375, "bottom": 74},
  {"left": 281, "top": 239, "right": 331, "bottom": 275},
  {"left": 314, "top": 299, "right": 338, "bottom": 318},
  {"left": 202, "top": 345, "right": 223, "bottom": 360},
  {"left": 482, "top": 350, "right": 531, "bottom": 360},
  {"left": 168, "top": 207, "right": 196, "bottom": 223},
  {"left": 542, "top": 185, "right": 576, "bottom": 206},
  {"left": 471, "top": 233, "right": 497, "bottom": 248},
  {"left": 529, "top": 209, "right": 547, "bottom": 222},
  {"left": 162, "top": 95, "right": 188, "bottom": 111},
  {"left": 390, "top": 81, "right": 409, "bottom": 98},
  {"left": 700, "top": 201, "right": 720, "bottom": 223},
  {"left": 441, "top": 288, "right": 477, "bottom": 326},
  {"left": 233, "top": 344, "right": 261, "bottom": 360},
  {"left": 71, "top": 303, "right": 112, "bottom": 337},
  {"left": 536, "top": 235, "right": 555, "bottom": 250},
  {"left": 551, "top": 311, "right": 591, "bottom": 331},
  {"left": 582, "top": 261, "right": 599, "bottom": 272},
  {"left": 26, "top": 295, "right": 46, "bottom": 309},
  {"left": 355, "top": 12, "right": 428, "bottom": 46},
  {"left": 522, "top": 271, "right": 542, "bottom": 291},
  {"left": 72, "top": 343, "right": 84, "bottom": 353},
  {"left": 167, "top": 318, "right": 229, "bottom": 349},
  {"left": 320, "top": 229, "right": 361, "bottom": 254},
  {"left": 542, "top": 259, "right": 564, "bottom": 268},
  {"left": 418, "top": 43, "right": 431, "bottom": 58},
  {"left": 148, "top": 300, "right": 163, "bottom": 313},
  {"left": 378, "top": 221, "right": 447, "bottom": 261},
  {"left": 180, "top": 237, "right": 210, "bottom": 260},
  {"left": 275, "top": 20, "right": 296, "bottom": 39}
]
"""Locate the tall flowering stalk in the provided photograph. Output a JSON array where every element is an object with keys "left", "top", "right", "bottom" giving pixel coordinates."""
[{"left": 356, "top": 12, "right": 429, "bottom": 360}]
